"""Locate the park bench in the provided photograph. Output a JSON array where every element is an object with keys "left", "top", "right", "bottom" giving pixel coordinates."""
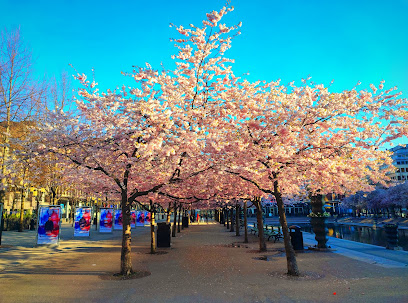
[
  {"left": 250, "top": 223, "right": 259, "bottom": 235},
  {"left": 264, "top": 225, "right": 283, "bottom": 242}
]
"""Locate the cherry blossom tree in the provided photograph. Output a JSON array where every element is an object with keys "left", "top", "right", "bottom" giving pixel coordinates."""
[
  {"left": 220, "top": 77, "right": 407, "bottom": 276},
  {"left": 32, "top": 6, "right": 243, "bottom": 276}
]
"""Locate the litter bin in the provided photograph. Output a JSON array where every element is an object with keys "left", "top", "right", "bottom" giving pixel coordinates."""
[
  {"left": 157, "top": 222, "right": 171, "bottom": 247},
  {"left": 289, "top": 225, "right": 304, "bottom": 251},
  {"left": 384, "top": 224, "right": 398, "bottom": 250},
  {"left": 182, "top": 216, "right": 189, "bottom": 228},
  {"left": 30, "top": 218, "right": 36, "bottom": 230}
]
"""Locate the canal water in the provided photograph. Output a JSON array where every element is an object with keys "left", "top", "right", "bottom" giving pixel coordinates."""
[{"left": 299, "top": 223, "right": 408, "bottom": 251}]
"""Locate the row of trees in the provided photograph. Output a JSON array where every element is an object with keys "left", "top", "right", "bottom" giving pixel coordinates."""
[
  {"left": 342, "top": 181, "right": 408, "bottom": 217},
  {"left": 0, "top": 27, "right": 95, "bottom": 232},
  {"left": 5, "top": 6, "right": 407, "bottom": 276}
]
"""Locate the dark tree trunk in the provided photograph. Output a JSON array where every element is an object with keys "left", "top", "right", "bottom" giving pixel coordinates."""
[
  {"left": 166, "top": 206, "right": 171, "bottom": 224},
  {"left": 120, "top": 190, "right": 133, "bottom": 275},
  {"left": 150, "top": 200, "right": 156, "bottom": 254},
  {"left": 51, "top": 188, "right": 56, "bottom": 205},
  {"left": 230, "top": 207, "right": 235, "bottom": 232},
  {"left": 177, "top": 205, "right": 182, "bottom": 233},
  {"left": 235, "top": 204, "right": 240, "bottom": 236},
  {"left": 70, "top": 198, "right": 74, "bottom": 225},
  {"left": 254, "top": 198, "right": 266, "bottom": 252},
  {"left": 172, "top": 202, "right": 177, "bottom": 237},
  {"left": 226, "top": 208, "right": 230, "bottom": 229},
  {"left": 244, "top": 201, "right": 248, "bottom": 243},
  {"left": 18, "top": 188, "right": 24, "bottom": 232},
  {"left": 274, "top": 180, "right": 299, "bottom": 276},
  {"left": 11, "top": 195, "right": 16, "bottom": 213},
  {"left": 181, "top": 207, "right": 185, "bottom": 230}
]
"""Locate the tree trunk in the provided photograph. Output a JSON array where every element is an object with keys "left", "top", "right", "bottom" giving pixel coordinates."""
[
  {"left": 226, "top": 208, "right": 230, "bottom": 229},
  {"left": 120, "top": 190, "right": 133, "bottom": 275},
  {"left": 254, "top": 198, "right": 266, "bottom": 251},
  {"left": 166, "top": 206, "right": 171, "bottom": 224},
  {"left": 51, "top": 188, "right": 56, "bottom": 205},
  {"left": 274, "top": 180, "right": 299, "bottom": 276},
  {"left": 172, "top": 202, "right": 177, "bottom": 237},
  {"left": 177, "top": 205, "right": 182, "bottom": 233},
  {"left": 150, "top": 200, "right": 156, "bottom": 254},
  {"left": 11, "top": 195, "right": 16, "bottom": 213},
  {"left": 244, "top": 201, "right": 248, "bottom": 243},
  {"left": 235, "top": 204, "right": 240, "bottom": 236},
  {"left": 230, "top": 207, "right": 235, "bottom": 232},
  {"left": 181, "top": 207, "right": 185, "bottom": 230},
  {"left": 19, "top": 188, "right": 25, "bottom": 232}
]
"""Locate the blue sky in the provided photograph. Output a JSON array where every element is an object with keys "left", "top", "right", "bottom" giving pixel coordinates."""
[{"left": 1, "top": 0, "right": 407, "bottom": 145}]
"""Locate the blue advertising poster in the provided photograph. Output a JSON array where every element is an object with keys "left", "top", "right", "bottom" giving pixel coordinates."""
[
  {"left": 145, "top": 211, "right": 151, "bottom": 226},
  {"left": 99, "top": 208, "right": 113, "bottom": 233},
  {"left": 136, "top": 211, "right": 144, "bottom": 227},
  {"left": 74, "top": 207, "right": 92, "bottom": 237},
  {"left": 131, "top": 210, "right": 136, "bottom": 228},
  {"left": 114, "top": 209, "right": 123, "bottom": 230},
  {"left": 37, "top": 206, "right": 61, "bottom": 245}
]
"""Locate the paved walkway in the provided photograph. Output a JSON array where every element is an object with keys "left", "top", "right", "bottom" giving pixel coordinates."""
[
  {"left": 302, "top": 233, "right": 408, "bottom": 268},
  {"left": 1, "top": 222, "right": 408, "bottom": 303},
  {"left": 245, "top": 220, "right": 408, "bottom": 268},
  {"left": 258, "top": 216, "right": 408, "bottom": 229}
]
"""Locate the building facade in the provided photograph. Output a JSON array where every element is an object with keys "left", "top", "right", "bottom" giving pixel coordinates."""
[{"left": 389, "top": 145, "right": 408, "bottom": 182}]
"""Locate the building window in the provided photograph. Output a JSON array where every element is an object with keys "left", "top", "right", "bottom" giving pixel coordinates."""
[
  {"left": 398, "top": 176, "right": 402, "bottom": 180},
  {"left": 402, "top": 168, "right": 406, "bottom": 172}
]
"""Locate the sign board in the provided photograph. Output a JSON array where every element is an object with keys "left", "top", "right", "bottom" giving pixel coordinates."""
[
  {"left": 136, "top": 211, "right": 145, "bottom": 226},
  {"left": 74, "top": 207, "right": 92, "bottom": 237},
  {"left": 99, "top": 208, "right": 113, "bottom": 232},
  {"left": 130, "top": 210, "right": 136, "bottom": 228},
  {"left": 114, "top": 209, "right": 123, "bottom": 230},
  {"left": 145, "top": 211, "right": 151, "bottom": 225},
  {"left": 37, "top": 205, "right": 61, "bottom": 245}
]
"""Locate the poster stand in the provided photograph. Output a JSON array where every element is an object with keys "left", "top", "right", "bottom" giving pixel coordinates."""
[
  {"left": 99, "top": 208, "right": 113, "bottom": 233},
  {"left": 130, "top": 210, "right": 136, "bottom": 228},
  {"left": 36, "top": 205, "right": 61, "bottom": 245},
  {"left": 74, "top": 207, "right": 92, "bottom": 237},
  {"left": 114, "top": 209, "right": 123, "bottom": 230}
]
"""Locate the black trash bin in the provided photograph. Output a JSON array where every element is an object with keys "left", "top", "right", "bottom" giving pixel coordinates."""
[
  {"left": 384, "top": 224, "right": 398, "bottom": 250},
  {"left": 289, "top": 225, "right": 304, "bottom": 251},
  {"left": 157, "top": 222, "right": 171, "bottom": 247},
  {"left": 182, "top": 216, "right": 189, "bottom": 228},
  {"left": 30, "top": 218, "right": 36, "bottom": 230}
]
